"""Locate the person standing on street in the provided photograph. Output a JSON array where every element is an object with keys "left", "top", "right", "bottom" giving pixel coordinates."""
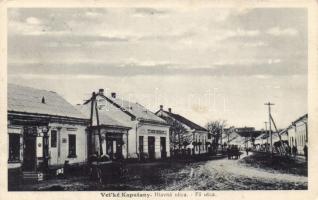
[
  {"left": 292, "top": 145, "right": 297, "bottom": 158},
  {"left": 303, "top": 144, "right": 308, "bottom": 161}
]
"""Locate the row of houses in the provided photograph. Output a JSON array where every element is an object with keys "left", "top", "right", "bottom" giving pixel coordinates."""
[
  {"left": 8, "top": 84, "right": 209, "bottom": 182},
  {"left": 253, "top": 114, "right": 308, "bottom": 155}
]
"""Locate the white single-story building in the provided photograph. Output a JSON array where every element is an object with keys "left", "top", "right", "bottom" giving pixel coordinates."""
[
  {"left": 81, "top": 90, "right": 170, "bottom": 160},
  {"left": 155, "top": 106, "right": 209, "bottom": 155},
  {"left": 8, "top": 84, "right": 89, "bottom": 185}
]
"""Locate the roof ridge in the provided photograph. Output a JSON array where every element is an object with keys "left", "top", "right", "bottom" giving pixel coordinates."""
[
  {"left": 163, "top": 110, "right": 207, "bottom": 131},
  {"left": 8, "top": 83, "right": 57, "bottom": 94}
]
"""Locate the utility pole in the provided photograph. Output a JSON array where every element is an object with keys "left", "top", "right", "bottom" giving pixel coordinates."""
[
  {"left": 220, "top": 126, "right": 223, "bottom": 151},
  {"left": 264, "top": 121, "right": 268, "bottom": 152},
  {"left": 264, "top": 102, "right": 274, "bottom": 156}
]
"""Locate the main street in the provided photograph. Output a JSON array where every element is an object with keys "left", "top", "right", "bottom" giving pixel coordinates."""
[
  {"left": 163, "top": 153, "right": 307, "bottom": 190},
  {"left": 21, "top": 152, "right": 307, "bottom": 191}
]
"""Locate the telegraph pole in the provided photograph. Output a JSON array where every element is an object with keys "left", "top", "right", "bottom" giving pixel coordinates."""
[
  {"left": 264, "top": 102, "right": 274, "bottom": 156},
  {"left": 264, "top": 121, "right": 268, "bottom": 152}
]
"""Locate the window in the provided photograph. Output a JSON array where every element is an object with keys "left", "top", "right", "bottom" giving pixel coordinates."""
[
  {"left": 9, "top": 134, "right": 20, "bottom": 162},
  {"left": 139, "top": 136, "right": 144, "bottom": 153},
  {"left": 51, "top": 130, "right": 57, "bottom": 148},
  {"left": 68, "top": 134, "right": 76, "bottom": 157}
]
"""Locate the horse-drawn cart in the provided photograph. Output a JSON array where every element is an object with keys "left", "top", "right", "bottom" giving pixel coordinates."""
[{"left": 227, "top": 145, "right": 242, "bottom": 159}]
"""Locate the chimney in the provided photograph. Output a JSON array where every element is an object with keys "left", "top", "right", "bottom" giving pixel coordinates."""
[
  {"left": 98, "top": 88, "right": 104, "bottom": 95},
  {"left": 168, "top": 108, "right": 172, "bottom": 113},
  {"left": 41, "top": 96, "right": 45, "bottom": 104},
  {"left": 160, "top": 105, "right": 163, "bottom": 110},
  {"left": 111, "top": 92, "right": 116, "bottom": 98}
]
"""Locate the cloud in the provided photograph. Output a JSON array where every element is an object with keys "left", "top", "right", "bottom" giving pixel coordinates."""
[
  {"left": 216, "top": 29, "right": 260, "bottom": 41},
  {"left": 267, "top": 59, "right": 281, "bottom": 64},
  {"left": 266, "top": 27, "right": 298, "bottom": 36},
  {"left": 85, "top": 11, "right": 103, "bottom": 18},
  {"left": 133, "top": 8, "right": 169, "bottom": 17},
  {"left": 26, "top": 17, "right": 41, "bottom": 25},
  {"left": 8, "top": 58, "right": 306, "bottom": 78},
  {"left": 242, "top": 41, "right": 267, "bottom": 47}
]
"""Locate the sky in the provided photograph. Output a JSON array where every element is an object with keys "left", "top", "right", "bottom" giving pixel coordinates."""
[{"left": 7, "top": 7, "right": 308, "bottom": 129}]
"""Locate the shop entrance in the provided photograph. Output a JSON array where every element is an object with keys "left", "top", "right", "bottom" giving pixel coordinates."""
[
  {"left": 148, "top": 136, "right": 155, "bottom": 160},
  {"left": 160, "top": 137, "right": 167, "bottom": 159},
  {"left": 106, "top": 133, "right": 123, "bottom": 160},
  {"left": 23, "top": 136, "right": 36, "bottom": 171}
]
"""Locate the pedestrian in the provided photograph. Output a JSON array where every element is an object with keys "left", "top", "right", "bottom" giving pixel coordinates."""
[
  {"left": 246, "top": 148, "right": 249, "bottom": 155},
  {"left": 227, "top": 147, "right": 231, "bottom": 159},
  {"left": 292, "top": 145, "right": 297, "bottom": 158},
  {"left": 288, "top": 145, "right": 292, "bottom": 156},
  {"left": 303, "top": 144, "right": 308, "bottom": 161}
]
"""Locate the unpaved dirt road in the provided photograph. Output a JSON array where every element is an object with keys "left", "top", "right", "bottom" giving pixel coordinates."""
[
  {"left": 20, "top": 153, "right": 307, "bottom": 191},
  {"left": 164, "top": 153, "right": 307, "bottom": 190}
]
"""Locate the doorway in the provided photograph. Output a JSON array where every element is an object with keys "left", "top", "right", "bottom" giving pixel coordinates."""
[
  {"left": 23, "top": 136, "right": 36, "bottom": 171},
  {"left": 148, "top": 136, "right": 155, "bottom": 160},
  {"left": 160, "top": 137, "right": 167, "bottom": 159}
]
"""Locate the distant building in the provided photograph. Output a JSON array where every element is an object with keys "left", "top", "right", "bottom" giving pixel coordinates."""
[
  {"left": 233, "top": 127, "right": 262, "bottom": 149},
  {"left": 81, "top": 90, "right": 170, "bottom": 160},
  {"left": 8, "top": 84, "right": 89, "bottom": 183},
  {"left": 253, "top": 133, "right": 269, "bottom": 151},
  {"left": 222, "top": 127, "right": 245, "bottom": 149},
  {"left": 283, "top": 114, "right": 308, "bottom": 155},
  {"left": 155, "top": 105, "right": 209, "bottom": 155}
]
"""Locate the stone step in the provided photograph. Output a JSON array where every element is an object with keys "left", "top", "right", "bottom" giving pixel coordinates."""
[{"left": 22, "top": 171, "right": 44, "bottom": 181}]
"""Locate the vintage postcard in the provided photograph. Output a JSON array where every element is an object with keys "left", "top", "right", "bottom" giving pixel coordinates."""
[{"left": 0, "top": 0, "right": 317, "bottom": 200}]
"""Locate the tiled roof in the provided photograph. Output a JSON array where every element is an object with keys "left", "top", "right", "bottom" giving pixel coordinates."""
[
  {"left": 106, "top": 97, "right": 167, "bottom": 124},
  {"left": 293, "top": 113, "right": 308, "bottom": 124},
  {"left": 76, "top": 104, "right": 130, "bottom": 128},
  {"left": 8, "top": 84, "right": 86, "bottom": 119},
  {"left": 160, "top": 110, "right": 207, "bottom": 131}
]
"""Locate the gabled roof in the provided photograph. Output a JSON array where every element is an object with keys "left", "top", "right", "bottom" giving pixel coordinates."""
[
  {"left": 293, "top": 113, "right": 308, "bottom": 124},
  {"left": 76, "top": 104, "right": 130, "bottom": 129},
  {"left": 157, "top": 110, "right": 207, "bottom": 132},
  {"left": 103, "top": 96, "right": 167, "bottom": 125},
  {"left": 83, "top": 93, "right": 167, "bottom": 125},
  {"left": 8, "top": 84, "right": 86, "bottom": 119}
]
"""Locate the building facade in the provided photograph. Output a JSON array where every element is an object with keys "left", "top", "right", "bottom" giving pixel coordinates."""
[
  {"left": 77, "top": 102, "right": 131, "bottom": 160},
  {"left": 155, "top": 106, "right": 209, "bottom": 155},
  {"left": 286, "top": 114, "right": 308, "bottom": 155},
  {"left": 82, "top": 90, "right": 170, "bottom": 160},
  {"left": 8, "top": 84, "right": 89, "bottom": 185}
]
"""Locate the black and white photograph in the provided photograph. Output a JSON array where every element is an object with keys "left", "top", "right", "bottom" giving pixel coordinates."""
[{"left": 2, "top": 1, "right": 317, "bottom": 195}]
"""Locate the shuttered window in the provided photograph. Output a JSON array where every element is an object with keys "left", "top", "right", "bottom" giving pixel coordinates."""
[
  {"left": 68, "top": 134, "right": 76, "bottom": 157},
  {"left": 9, "top": 134, "right": 20, "bottom": 162},
  {"left": 51, "top": 130, "right": 57, "bottom": 148}
]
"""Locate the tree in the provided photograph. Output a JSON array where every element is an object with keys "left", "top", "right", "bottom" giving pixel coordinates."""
[
  {"left": 161, "top": 116, "right": 189, "bottom": 150},
  {"left": 205, "top": 120, "right": 227, "bottom": 154}
]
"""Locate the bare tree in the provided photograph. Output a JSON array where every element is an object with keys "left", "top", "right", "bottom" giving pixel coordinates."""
[
  {"left": 161, "top": 116, "right": 189, "bottom": 150},
  {"left": 206, "top": 120, "right": 227, "bottom": 154}
]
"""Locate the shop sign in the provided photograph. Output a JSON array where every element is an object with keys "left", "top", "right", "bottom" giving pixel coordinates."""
[
  {"left": 24, "top": 126, "right": 38, "bottom": 136},
  {"left": 8, "top": 127, "right": 22, "bottom": 134},
  {"left": 36, "top": 137, "right": 43, "bottom": 157},
  {"left": 147, "top": 129, "right": 166, "bottom": 135}
]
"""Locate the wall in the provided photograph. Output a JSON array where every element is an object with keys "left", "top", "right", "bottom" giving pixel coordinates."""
[
  {"left": 48, "top": 122, "right": 87, "bottom": 167},
  {"left": 193, "top": 131, "right": 209, "bottom": 154},
  {"left": 136, "top": 123, "right": 170, "bottom": 159},
  {"left": 91, "top": 128, "right": 129, "bottom": 159},
  {"left": 288, "top": 120, "right": 307, "bottom": 155}
]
